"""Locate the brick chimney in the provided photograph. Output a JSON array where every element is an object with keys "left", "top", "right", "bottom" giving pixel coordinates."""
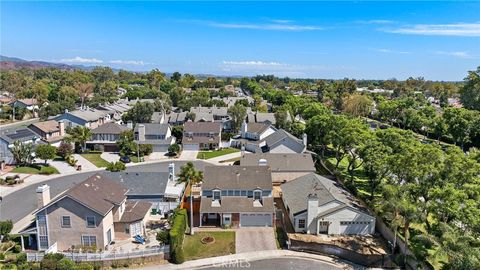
[
  {"left": 58, "top": 120, "right": 65, "bottom": 136},
  {"left": 138, "top": 124, "right": 145, "bottom": 141}
]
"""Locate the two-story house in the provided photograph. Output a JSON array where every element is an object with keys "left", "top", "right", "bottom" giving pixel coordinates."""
[
  {"left": 28, "top": 120, "right": 66, "bottom": 147},
  {"left": 86, "top": 122, "right": 131, "bottom": 152},
  {"left": 55, "top": 108, "right": 111, "bottom": 129},
  {"left": 281, "top": 173, "right": 375, "bottom": 235},
  {"left": 182, "top": 122, "right": 222, "bottom": 151},
  {"left": 190, "top": 106, "right": 231, "bottom": 130},
  {"left": 32, "top": 174, "right": 151, "bottom": 251},
  {"left": 134, "top": 123, "right": 175, "bottom": 153},
  {"left": 199, "top": 166, "right": 275, "bottom": 227}
]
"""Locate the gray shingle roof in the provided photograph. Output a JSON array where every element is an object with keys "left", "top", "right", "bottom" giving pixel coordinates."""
[
  {"left": 0, "top": 128, "right": 41, "bottom": 144},
  {"left": 65, "top": 173, "right": 128, "bottom": 216},
  {"left": 281, "top": 173, "right": 364, "bottom": 216},
  {"left": 119, "top": 201, "right": 152, "bottom": 223},
  {"left": 184, "top": 122, "right": 221, "bottom": 133},
  {"left": 203, "top": 166, "right": 272, "bottom": 190},
  {"left": 102, "top": 172, "right": 171, "bottom": 196},
  {"left": 91, "top": 122, "right": 130, "bottom": 134},
  {"left": 260, "top": 129, "right": 305, "bottom": 153},
  {"left": 134, "top": 123, "right": 169, "bottom": 135},
  {"left": 200, "top": 197, "right": 274, "bottom": 213},
  {"left": 67, "top": 109, "right": 109, "bottom": 122},
  {"left": 240, "top": 153, "right": 315, "bottom": 172}
]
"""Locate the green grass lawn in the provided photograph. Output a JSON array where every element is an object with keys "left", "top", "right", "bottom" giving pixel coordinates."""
[
  {"left": 183, "top": 231, "right": 236, "bottom": 261},
  {"left": 80, "top": 153, "right": 109, "bottom": 167},
  {"left": 197, "top": 148, "right": 240, "bottom": 160},
  {"left": 11, "top": 164, "right": 59, "bottom": 174}
]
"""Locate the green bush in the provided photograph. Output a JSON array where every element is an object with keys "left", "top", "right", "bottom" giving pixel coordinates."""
[
  {"left": 57, "top": 257, "right": 76, "bottom": 270},
  {"left": 169, "top": 208, "right": 187, "bottom": 264},
  {"left": 7, "top": 179, "right": 16, "bottom": 185},
  {"left": 138, "top": 144, "right": 153, "bottom": 156},
  {"left": 106, "top": 161, "right": 126, "bottom": 172},
  {"left": 39, "top": 166, "right": 57, "bottom": 175},
  {"left": 156, "top": 230, "right": 170, "bottom": 244},
  {"left": 16, "top": 253, "right": 27, "bottom": 264},
  {"left": 76, "top": 262, "right": 94, "bottom": 270},
  {"left": 0, "top": 253, "right": 5, "bottom": 260},
  {"left": 14, "top": 244, "right": 22, "bottom": 253}
]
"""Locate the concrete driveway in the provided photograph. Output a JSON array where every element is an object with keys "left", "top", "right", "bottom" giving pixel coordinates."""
[
  {"left": 236, "top": 227, "right": 277, "bottom": 253},
  {"left": 101, "top": 152, "right": 120, "bottom": 163},
  {"left": 179, "top": 150, "right": 198, "bottom": 160}
]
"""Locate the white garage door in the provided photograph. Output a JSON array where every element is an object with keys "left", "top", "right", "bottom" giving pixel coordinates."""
[
  {"left": 153, "top": 145, "right": 168, "bottom": 152},
  {"left": 339, "top": 221, "right": 371, "bottom": 235},
  {"left": 183, "top": 143, "right": 199, "bottom": 151},
  {"left": 129, "top": 222, "right": 142, "bottom": 236},
  {"left": 240, "top": 213, "right": 272, "bottom": 227}
]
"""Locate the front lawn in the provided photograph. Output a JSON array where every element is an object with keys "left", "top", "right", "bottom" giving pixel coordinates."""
[
  {"left": 183, "top": 231, "right": 236, "bottom": 260},
  {"left": 11, "top": 164, "right": 59, "bottom": 175},
  {"left": 80, "top": 153, "right": 109, "bottom": 167},
  {"left": 197, "top": 148, "right": 240, "bottom": 160}
]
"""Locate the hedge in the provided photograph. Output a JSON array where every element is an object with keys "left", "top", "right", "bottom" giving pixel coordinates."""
[{"left": 169, "top": 208, "right": 188, "bottom": 264}]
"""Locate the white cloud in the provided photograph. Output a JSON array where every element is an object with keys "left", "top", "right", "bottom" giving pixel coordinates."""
[
  {"left": 109, "top": 60, "right": 147, "bottom": 65},
  {"left": 59, "top": 56, "right": 103, "bottom": 63},
  {"left": 435, "top": 51, "right": 475, "bottom": 59},
  {"left": 385, "top": 23, "right": 480, "bottom": 37},
  {"left": 206, "top": 21, "right": 322, "bottom": 31},
  {"left": 270, "top": 19, "right": 293, "bottom": 24},
  {"left": 375, "top": 48, "right": 411, "bottom": 54},
  {"left": 222, "top": 60, "right": 287, "bottom": 66}
]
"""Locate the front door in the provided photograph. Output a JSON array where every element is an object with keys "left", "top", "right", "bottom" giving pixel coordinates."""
[{"left": 223, "top": 213, "right": 232, "bottom": 226}]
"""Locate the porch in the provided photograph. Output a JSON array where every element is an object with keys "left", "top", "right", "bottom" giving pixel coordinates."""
[{"left": 199, "top": 213, "right": 240, "bottom": 228}]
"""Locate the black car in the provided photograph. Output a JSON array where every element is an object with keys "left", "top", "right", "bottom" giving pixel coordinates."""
[{"left": 119, "top": 156, "right": 131, "bottom": 163}]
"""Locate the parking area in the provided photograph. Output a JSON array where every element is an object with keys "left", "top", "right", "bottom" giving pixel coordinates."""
[
  {"left": 179, "top": 150, "right": 199, "bottom": 160},
  {"left": 235, "top": 227, "right": 277, "bottom": 253}
]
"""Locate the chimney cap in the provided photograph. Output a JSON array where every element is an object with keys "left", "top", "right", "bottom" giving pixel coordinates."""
[{"left": 36, "top": 184, "right": 50, "bottom": 193}]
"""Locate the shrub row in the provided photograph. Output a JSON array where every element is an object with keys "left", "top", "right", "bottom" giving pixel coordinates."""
[{"left": 169, "top": 208, "right": 188, "bottom": 264}]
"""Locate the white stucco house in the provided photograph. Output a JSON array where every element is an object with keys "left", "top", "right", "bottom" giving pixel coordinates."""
[{"left": 281, "top": 173, "right": 375, "bottom": 235}]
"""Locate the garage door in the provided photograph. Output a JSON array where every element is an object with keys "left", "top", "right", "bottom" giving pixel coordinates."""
[
  {"left": 240, "top": 213, "right": 272, "bottom": 227},
  {"left": 153, "top": 145, "right": 168, "bottom": 152},
  {"left": 339, "top": 221, "right": 371, "bottom": 235},
  {"left": 183, "top": 143, "right": 199, "bottom": 151}
]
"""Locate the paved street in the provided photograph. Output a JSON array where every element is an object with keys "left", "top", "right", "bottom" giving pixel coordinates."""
[
  {"left": 0, "top": 160, "right": 209, "bottom": 225},
  {"left": 199, "top": 258, "right": 346, "bottom": 270},
  {"left": 235, "top": 228, "right": 277, "bottom": 253}
]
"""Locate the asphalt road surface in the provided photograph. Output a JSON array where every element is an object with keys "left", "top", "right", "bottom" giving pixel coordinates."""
[
  {"left": 196, "top": 258, "right": 346, "bottom": 270},
  {"left": 0, "top": 160, "right": 209, "bottom": 223}
]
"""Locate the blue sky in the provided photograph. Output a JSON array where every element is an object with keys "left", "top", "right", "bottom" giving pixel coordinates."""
[{"left": 1, "top": 1, "right": 479, "bottom": 80}]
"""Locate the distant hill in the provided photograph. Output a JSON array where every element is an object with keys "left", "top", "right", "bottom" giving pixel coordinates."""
[{"left": 0, "top": 55, "right": 106, "bottom": 71}]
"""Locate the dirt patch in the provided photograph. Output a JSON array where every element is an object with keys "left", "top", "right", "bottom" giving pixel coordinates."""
[{"left": 288, "top": 233, "right": 389, "bottom": 255}]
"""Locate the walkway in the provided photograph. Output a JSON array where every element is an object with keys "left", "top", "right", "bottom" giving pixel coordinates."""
[
  {"left": 73, "top": 154, "right": 97, "bottom": 171},
  {"left": 129, "top": 250, "right": 359, "bottom": 270}
]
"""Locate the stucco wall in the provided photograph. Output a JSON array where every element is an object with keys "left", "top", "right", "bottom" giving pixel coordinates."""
[
  {"left": 44, "top": 197, "right": 109, "bottom": 251},
  {"left": 322, "top": 208, "right": 375, "bottom": 235}
]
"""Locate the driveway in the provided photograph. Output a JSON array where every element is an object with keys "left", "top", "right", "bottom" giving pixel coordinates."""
[
  {"left": 101, "top": 152, "right": 120, "bottom": 163},
  {"left": 235, "top": 227, "right": 277, "bottom": 253},
  {"left": 179, "top": 150, "right": 198, "bottom": 160}
]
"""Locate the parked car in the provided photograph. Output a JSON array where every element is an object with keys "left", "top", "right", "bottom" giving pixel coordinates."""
[{"left": 119, "top": 156, "right": 131, "bottom": 163}]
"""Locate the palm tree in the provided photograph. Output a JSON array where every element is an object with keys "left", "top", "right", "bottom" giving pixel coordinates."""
[
  {"left": 177, "top": 162, "right": 203, "bottom": 235},
  {"left": 66, "top": 126, "right": 92, "bottom": 151}
]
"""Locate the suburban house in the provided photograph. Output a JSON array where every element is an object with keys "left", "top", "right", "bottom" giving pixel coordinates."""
[
  {"left": 240, "top": 121, "right": 277, "bottom": 141},
  {"left": 212, "top": 96, "right": 253, "bottom": 107},
  {"left": 31, "top": 174, "right": 151, "bottom": 251},
  {"left": 166, "top": 111, "right": 187, "bottom": 125},
  {"left": 28, "top": 120, "right": 66, "bottom": 147},
  {"left": 281, "top": 173, "right": 375, "bottom": 235},
  {"left": 134, "top": 123, "right": 175, "bottom": 152},
  {"left": 55, "top": 108, "right": 111, "bottom": 129},
  {"left": 151, "top": 111, "right": 166, "bottom": 124},
  {"left": 240, "top": 153, "right": 316, "bottom": 184},
  {"left": 103, "top": 163, "right": 185, "bottom": 215},
  {"left": 97, "top": 101, "right": 132, "bottom": 123},
  {"left": 182, "top": 122, "right": 222, "bottom": 151},
  {"left": 244, "top": 129, "right": 307, "bottom": 154},
  {"left": 10, "top": 98, "right": 39, "bottom": 116},
  {"left": 86, "top": 122, "right": 131, "bottom": 152},
  {"left": 190, "top": 106, "right": 231, "bottom": 130},
  {"left": 246, "top": 112, "right": 291, "bottom": 126},
  {"left": 0, "top": 128, "right": 44, "bottom": 164},
  {"left": 199, "top": 166, "right": 275, "bottom": 227}
]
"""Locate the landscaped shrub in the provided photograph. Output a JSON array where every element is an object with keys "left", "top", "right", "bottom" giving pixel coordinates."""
[
  {"left": 169, "top": 208, "right": 188, "bottom": 264},
  {"left": 57, "top": 142, "right": 73, "bottom": 159},
  {"left": 39, "top": 166, "right": 57, "bottom": 175},
  {"left": 57, "top": 257, "right": 76, "bottom": 270},
  {"left": 16, "top": 253, "right": 27, "bottom": 264},
  {"left": 106, "top": 161, "right": 126, "bottom": 172},
  {"left": 156, "top": 230, "right": 170, "bottom": 244},
  {"left": 7, "top": 179, "right": 15, "bottom": 185},
  {"left": 76, "top": 262, "right": 94, "bottom": 270},
  {"left": 138, "top": 144, "right": 153, "bottom": 156},
  {"left": 66, "top": 155, "right": 77, "bottom": 166}
]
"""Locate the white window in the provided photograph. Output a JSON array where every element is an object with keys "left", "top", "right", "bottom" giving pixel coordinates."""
[
  {"left": 86, "top": 216, "right": 96, "bottom": 228},
  {"left": 253, "top": 190, "right": 262, "bottom": 201},
  {"left": 61, "top": 216, "right": 71, "bottom": 228},
  {"left": 213, "top": 190, "right": 221, "bottom": 201},
  {"left": 298, "top": 219, "right": 306, "bottom": 229},
  {"left": 81, "top": 235, "right": 97, "bottom": 247}
]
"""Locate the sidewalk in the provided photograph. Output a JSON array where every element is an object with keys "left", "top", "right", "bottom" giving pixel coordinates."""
[
  {"left": 205, "top": 151, "right": 242, "bottom": 165},
  {"left": 130, "top": 250, "right": 359, "bottom": 270}
]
